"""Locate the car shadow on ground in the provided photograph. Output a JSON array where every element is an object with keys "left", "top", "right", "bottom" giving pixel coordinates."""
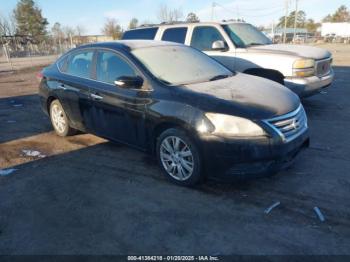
[
  {"left": 0, "top": 94, "right": 52, "bottom": 143},
  {"left": 1, "top": 136, "right": 349, "bottom": 254}
]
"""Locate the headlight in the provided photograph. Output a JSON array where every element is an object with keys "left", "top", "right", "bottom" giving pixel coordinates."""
[
  {"left": 197, "top": 113, "right": 266, "bottom": 137},
  {"left": 293, "top": 59, "right": 315, "bottom": 77}
]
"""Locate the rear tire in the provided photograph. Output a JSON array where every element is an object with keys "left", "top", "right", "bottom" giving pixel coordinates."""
[
  {"left": 49, "top": 100, "right": 77, "bottom": 137},
  {"left": 156, "top": 128, "right": 202, "bottom": 186}
]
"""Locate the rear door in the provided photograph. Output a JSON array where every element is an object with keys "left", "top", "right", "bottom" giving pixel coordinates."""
[
  {"left": 56, "top": 49, "right": 95, "bottom": 131},
  {"left": 161, "top": 27, "right": 188, "bottom": 44},
  {"left": 89, "top": 49, "right": 150, "bottom": 147}
]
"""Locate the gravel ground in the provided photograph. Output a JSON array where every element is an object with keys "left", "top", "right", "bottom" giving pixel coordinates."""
[{"left": 0, "top": 44, "right": 349, "bottom": 255}]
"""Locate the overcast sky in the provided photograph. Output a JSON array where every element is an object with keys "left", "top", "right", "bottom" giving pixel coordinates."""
[{"left": 0, "top": 0, "right": 347, "bottom": 35}]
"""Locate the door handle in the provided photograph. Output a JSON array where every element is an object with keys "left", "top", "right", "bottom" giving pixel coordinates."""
[
  {"left": 58, "top": 83, "right": 66, "bottom": 90},
  {"left": 90, "top": 93, "right": 103, "bottom": 100}
]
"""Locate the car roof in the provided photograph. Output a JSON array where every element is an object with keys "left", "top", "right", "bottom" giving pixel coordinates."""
[{"left": 78, "top": 40, "right": 182, "bottom": 51}]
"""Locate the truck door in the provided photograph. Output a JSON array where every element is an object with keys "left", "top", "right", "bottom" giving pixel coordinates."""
[{"left": 189, "top": 26, "right": 235, "bottom": 71}]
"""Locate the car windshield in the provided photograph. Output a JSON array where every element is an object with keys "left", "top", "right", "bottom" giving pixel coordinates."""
[
  {"left": 222, "top": 23, "right": 272, "bottom": 48},
  {"left": 131, "top": 45, "right": 233, "bottom": 85}
]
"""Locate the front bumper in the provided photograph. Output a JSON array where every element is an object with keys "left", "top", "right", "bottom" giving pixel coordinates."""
[
  {"left": 198, "top": 130, "right": 309, "bottom": 180},
  {"left": 284, "top": 69, "right": 334, "bottom": 97}
]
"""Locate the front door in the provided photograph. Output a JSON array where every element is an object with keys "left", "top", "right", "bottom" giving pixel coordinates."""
[
  {"left": 189, "top": 26, "right": 235, "bottom": 71},
  {"left": 89, "top": 50, "right": 150, "bottom": 148}
]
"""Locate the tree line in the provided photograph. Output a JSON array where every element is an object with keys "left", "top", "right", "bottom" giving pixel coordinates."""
[{"left": 276, "top": 5, "right": 350, "bottom": 33}]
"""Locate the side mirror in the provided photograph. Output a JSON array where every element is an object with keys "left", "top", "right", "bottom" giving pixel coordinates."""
[
  {"left": 211, "top": 40, "right": 228, "bottom": 51},
  {"left": 114, "top": 76, "right": 143, "bottom": 89}
]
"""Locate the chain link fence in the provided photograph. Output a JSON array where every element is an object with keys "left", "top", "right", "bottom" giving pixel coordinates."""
[
  {"left": 0, "top": 36, "right": 73, "bottom": 72},
  {"left": 0, "top": 35, "right": 110, "bottom": 72}
]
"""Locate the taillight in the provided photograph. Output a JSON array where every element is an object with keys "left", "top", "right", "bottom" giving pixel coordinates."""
[{"left": 36, "top": 72, "right": 43, "bottom": 82}]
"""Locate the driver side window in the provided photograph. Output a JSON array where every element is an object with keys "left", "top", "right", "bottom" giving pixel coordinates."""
[
  {"left": 190, "top": 26, "right": 225, "bottom": 51},
  {"left": 96, "top": 51, "right": 136, "bottom": 84}
]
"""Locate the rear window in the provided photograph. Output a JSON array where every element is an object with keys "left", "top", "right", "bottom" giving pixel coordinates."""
[
  {"left": 66, "top": 51, "right": 94, "bottom": 79},
  {"left": 161, "top": 27, "right": 188, "bottom": 44},
  {"left": 122, "top": 28, "right": 158, "bottom": 40}
]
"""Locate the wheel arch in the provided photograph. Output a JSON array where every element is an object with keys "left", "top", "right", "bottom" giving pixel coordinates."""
[
  {"left": 243, "top": 68, "right": 285, "bottom": 85},
  {"left": 46, "top": 95, "right": 59, "bottom": 114},
  {"left": 150, "top": 120, "right": 197, "bottom": 155}
]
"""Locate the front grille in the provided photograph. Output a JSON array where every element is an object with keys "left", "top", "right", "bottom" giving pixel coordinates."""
[
  {"left": 316, "top": 58, "right": 332, "bottom": 77},
  {"left": 264, "top": 105, "right": 308, "bottom": 142}
]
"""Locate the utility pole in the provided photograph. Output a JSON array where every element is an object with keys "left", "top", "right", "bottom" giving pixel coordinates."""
[
  {"left": 283, "top": 0, "right": 289, "bottom": 43},
  {"left": 211, "top": 2, "right": 216, "bottom": 21},
  {"left": 293, "top": 0, "right": 299, "bottom": 43},
  {"left": 69, "top": 33, "right": 73, "bottom": 48}
]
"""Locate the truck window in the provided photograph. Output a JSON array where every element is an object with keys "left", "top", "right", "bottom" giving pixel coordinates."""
[
  {"left": 190, "top": 26, "right": 225, "bottom": 51},
  {"left": 161, "top": 27, "right": 188, "bottom": 44},
  {"left": 122, "top": 27, "right": 158, "bottom": 40}
]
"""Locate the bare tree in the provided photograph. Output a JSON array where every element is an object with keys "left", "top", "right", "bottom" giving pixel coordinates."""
[
  {"left": 52, "top": 23, "right": 64, "bottom": 40},
  {"left": 51, "top": 22, "right": 64, "bottom": 51},
  {"left": 75, "top": 25, "right": 86, "bottom": 37},
  {"left": 141, "top": 19, "right": 154, "bottom": 26},
  {"left": 0, "top": 14, "right": 16, "bottom": 36},
  {"left": 75, "top": 25, "right": 86, "bottom": 44},
  {"left": 128, "top": 18, "right": 138, "bottom": 29},
  {"left": 62, "top": 26, "right": 75, "bottom": 38},
  {"left": 102, "top": 18, "right": 122, "bottom": 40},
  {"left": 157, "top": 3, "right": 183, "bottom": 23},
  {"left": 62, "top": 26, "right": 75, "bottom": 47}
]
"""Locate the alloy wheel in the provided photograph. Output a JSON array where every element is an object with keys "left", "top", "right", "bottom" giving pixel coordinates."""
[
  {"left": 51, "top": 103, "right": 67, "bottom": 134},
  {"left": 160, "top": 136, "right": 194, "bottom": 181}
]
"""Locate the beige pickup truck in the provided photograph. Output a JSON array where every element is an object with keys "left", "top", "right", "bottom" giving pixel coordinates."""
[{"left": 122, "top": 21, "right": 334, "bottom": 97}]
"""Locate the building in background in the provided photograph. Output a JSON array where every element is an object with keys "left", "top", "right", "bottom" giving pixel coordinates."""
[
  {"left": 321, "top": 23, "right": 350, "bottom": 37},
  {"left": 71, "top": 35, "right": 114, "bottom": 46}
]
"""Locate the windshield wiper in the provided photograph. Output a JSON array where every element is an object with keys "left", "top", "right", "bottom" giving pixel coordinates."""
[
  {"left": 246, "top": 43, "right": 266, "bottom": 47},
  {"left": 209, "top": 74, "right": 230, "bottom": 81},
  {"left": 158, "top": 78, "right": 172, "bottom": 85}
]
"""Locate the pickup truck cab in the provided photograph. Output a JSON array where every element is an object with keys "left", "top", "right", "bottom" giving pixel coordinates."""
[{"left": 122, "top": 21, "right": 334, "bottom": 97}]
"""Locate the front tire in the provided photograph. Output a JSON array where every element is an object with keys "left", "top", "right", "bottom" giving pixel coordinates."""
[
  {"left": 49, "top": 100, "right": 77, "bottom": 137},
  {"left": 156, "top": 128, "right": 202, "bottom": 186}
]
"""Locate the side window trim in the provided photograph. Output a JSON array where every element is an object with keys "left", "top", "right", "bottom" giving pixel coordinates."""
[
  {"left": 56, "top": 54, "right": 69, "bottom": 72},
  {"left": 57, "top": 47, "right": 150, "bottom": 90}
]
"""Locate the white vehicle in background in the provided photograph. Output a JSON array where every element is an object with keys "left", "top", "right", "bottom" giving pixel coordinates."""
[{"left": 122, "top": 21, "right": 334, "bottom": 97}]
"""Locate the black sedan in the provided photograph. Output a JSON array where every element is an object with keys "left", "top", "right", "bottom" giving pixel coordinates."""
[{"left": 38, "top": 40, "right": 309, "bottom": 186}]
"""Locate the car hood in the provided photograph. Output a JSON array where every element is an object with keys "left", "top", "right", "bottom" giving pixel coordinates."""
[
  {"left": 183, "top": 73, "right": 300, "bottom": 120},
  {"left": 249, "top": 44, "right": 331, "bottom": 60}
]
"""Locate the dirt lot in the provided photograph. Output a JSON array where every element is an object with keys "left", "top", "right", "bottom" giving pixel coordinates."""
[
  {"left": 0, "top": 55, "right": 59, "bottom": 73},
  {"left": 0, "top": 44, "right": 350, "bottom": 255}
]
